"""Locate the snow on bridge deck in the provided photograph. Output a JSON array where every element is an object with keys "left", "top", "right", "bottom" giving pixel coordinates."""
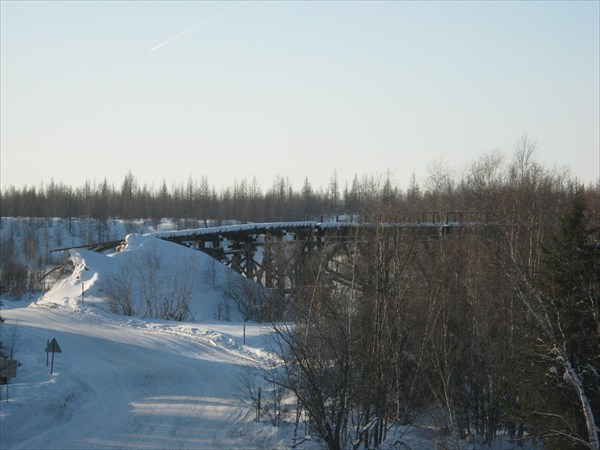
[{"left": 152, "top": 219, "right": 455, "bottom": 242}]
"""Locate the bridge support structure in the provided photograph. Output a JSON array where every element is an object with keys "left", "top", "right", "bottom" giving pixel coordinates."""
[{"left": 48, "top": 216, "right": 470, "bottom": 292}]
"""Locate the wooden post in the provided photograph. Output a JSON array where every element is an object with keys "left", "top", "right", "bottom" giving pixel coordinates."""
[
  {"left": 46, "top": 339, "right": 49, "bottom": 367},
  {"left": 257, "top": 386, "right": 261, "bottom": 421}
]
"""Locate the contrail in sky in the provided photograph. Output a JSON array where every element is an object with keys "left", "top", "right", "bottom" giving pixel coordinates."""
[{"left": 148, "top": 1, "right": 251, "bottom": 53}]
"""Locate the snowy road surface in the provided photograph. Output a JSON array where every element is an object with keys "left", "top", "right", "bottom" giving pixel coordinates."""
[{"left": 0, "top": 303, "right": 274, "bottom": 449}]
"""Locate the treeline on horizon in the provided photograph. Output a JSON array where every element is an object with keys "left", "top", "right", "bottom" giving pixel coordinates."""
[
  {"left": 1, "top": 170, "right": 350, "bottom": 223},
  {"left": 3, "top": 141, "right": 597, "bottom": 224}
]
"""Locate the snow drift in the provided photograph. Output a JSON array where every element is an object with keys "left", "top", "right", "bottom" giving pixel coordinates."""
[{"left": 39, "top": 233, "right": 259, "bottom": 322}]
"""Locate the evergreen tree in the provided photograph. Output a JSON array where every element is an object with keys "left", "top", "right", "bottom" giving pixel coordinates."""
[{"left": 538, "top": 188, "right": 600, "bottom": 449}]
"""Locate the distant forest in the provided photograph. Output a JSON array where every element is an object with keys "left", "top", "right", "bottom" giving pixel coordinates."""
[
  {"left": 0, "top": 170, "right": 421, "bottom": 224},
  {"left": 2, "top": 144, "right": 599, "bottom": 226}
]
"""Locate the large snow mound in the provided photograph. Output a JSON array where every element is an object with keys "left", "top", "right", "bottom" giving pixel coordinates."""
[{"left": 39, "top": 234, "right": 257, "bottom": 322}]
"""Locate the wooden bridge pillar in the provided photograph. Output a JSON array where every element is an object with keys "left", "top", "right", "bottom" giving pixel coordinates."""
[
  {"left": 242, "top": 242, "right": 256, "bottom": 279},
  {"left": 262, "top": 236, "right": 275, "bottom": 289}
]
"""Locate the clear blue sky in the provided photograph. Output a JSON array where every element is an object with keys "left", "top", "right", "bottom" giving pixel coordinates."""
[{"left": 1, "top": 1, "right": 598, "bottom": 192}]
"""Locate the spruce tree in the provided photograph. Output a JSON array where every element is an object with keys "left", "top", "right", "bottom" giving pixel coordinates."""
[{"left": 539, "top": 187, "right": 600, "bottom": 449}]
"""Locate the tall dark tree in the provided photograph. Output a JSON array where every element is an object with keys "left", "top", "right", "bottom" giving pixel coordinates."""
[
  {"left": 120, "top": 171, "right": 137, "bottom": 221},
  {"left": 537, "top": 188, "right": 600, "bottom": 449}
]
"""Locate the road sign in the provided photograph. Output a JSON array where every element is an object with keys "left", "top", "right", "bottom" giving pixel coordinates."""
[
  {"left": 45, "top": 338, "right": 62, "bottom": 353},
  {"left": 45, "top": 338, "right": 62, "bottom": 374}
]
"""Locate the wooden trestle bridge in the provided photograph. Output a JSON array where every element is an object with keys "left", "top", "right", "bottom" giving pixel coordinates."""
[{"left": 49, "top": 212, "right": 471, "bottom": 290}]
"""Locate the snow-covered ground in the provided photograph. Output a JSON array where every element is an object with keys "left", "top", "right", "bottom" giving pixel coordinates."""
[{"left": 0, "top": 301, "right": 283, "bottom": 449}]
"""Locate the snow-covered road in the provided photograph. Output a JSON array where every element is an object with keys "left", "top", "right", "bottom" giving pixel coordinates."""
[{"left": 0, "top": 303, "right": 273, "bottom": 449}]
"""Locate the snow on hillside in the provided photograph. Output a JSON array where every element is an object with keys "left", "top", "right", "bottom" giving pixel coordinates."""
[
  {"left": 1, "top": 217, "right": 155, "bottom": 264},
  {"left": 40, "top": 233, "right": 254, "bottom": 322},
  {"left": 0, "top": 217, "right": 218, "bottom": 276}
]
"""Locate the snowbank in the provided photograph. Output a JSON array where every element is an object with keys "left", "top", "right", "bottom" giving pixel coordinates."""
[{"left": 39, "top": 233, "right": 256, "bottom": 322}]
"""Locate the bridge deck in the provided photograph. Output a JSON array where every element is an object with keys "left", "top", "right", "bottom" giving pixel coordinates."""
[{"left": 154, "top": 220, "right": 455, "bottom": 243}]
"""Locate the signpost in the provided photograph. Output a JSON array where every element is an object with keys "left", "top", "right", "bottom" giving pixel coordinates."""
[{"left": 45, "top": 338, "right": 62, "bottom": 374}]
